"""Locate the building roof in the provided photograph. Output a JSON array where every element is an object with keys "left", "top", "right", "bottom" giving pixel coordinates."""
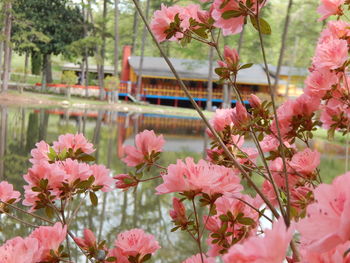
[
  {"left": 61, "top": 63, "right": 115, "bottom": 74},
  {"left": 128, "top": 56, "right": 291, "bottom": 86},
  {"left": 268, "top": 65, "right": 308, "bottom": 77}
]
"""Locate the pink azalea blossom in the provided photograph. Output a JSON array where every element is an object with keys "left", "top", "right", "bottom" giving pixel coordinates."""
[
  {"left": 0, "top": 181, "right": 20, "bottom": 204},
  {"left": 182, "top": 254, "right": 215, "bottom": 263},
  {"left": 53, "top": 133, "right": 95, "bottom": 154},
  {"left": 114, "top": 229, "right": 160, "bottom": 259},
  {"left": 29, "top": 222, "right": 67, "bottom": 261},
  {"left": 122, "top": 130, "right": 165, "bottom": 167},
  {"left": 155, "top": 158, "right": 243, "bottom": 197},
  {"left": 223, "top": 218, "right": 294, "bottom": 263},
  {"left": 289, "top": 148, "right": 320, "bottom": 176},
  {"left": 150, "top": 4, "right": 202, "bottom": 42},
  {"left": 249, "top": 94, "right": 262, "bottom": 108},
  {"left": 0, "top": 237, "right": 40, "bottom": 263},
  {"left": 212, "top": 0, "right": 265, "bottom": 36},
  {"left": 60, "top": 158, "right": 92, "bottom": 185},
  {"left": 209, "top": 108, "right": 234, "bottom": 133},
  {"left": 29, "top": 140, "right": 50, "bottom": 164},
  {"left": 293, "top": 94, "right": 321, "bottom": 116},
  {"left": 313, "top": 38, "right": 348, "bottom": 70},
  {"left": 107, "top": 247, "right": 129, "bottom": 263},
  {"left": 317, "top": 0, "right": 345, "bottom": 21},
  {"left": 298, "top": 172, "right": 350, "bottom": 253},
  {"left": 74, "top": 229, "right": 97, "bottom": 250},
  {"left": 304, "top": 69, "right": 339, "bottom": 98},
  {"left": 90, "top": 164, "right": 114, "bottom": 192},
  {"left": 319, "top": 20, "right": 350, "bottom": 43},
  {"left": 301, "top": 241, "right": 350, "bottom": 263}
]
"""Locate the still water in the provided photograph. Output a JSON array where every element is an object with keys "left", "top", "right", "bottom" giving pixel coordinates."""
[{"left": 0, "top": 105, "right": 347, "bottom": 262}]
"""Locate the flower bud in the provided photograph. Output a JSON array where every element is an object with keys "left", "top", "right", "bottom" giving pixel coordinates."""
[
  {"left": 232, "top": 102, "right": 249, "bottom": 126},
  {"left": 114, "top": 174, "right": 138, "bottom": 190},
  {"left": 169, "top": 197, "right": 187, "bottom": 224},
  {"left": 248, "top": 94, "right": 262, "bottom": 108},
  {"left": 224, "top": 46, "right": 239, "bottom": 67},
  {"left": 197, "top": 10, "right": 210, "bottom": 24},
  {"left": 84, "top": 228, "right": 96, "bottom": 247}
]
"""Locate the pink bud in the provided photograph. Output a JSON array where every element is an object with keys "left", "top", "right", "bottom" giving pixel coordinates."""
[
  {"left": 84, "top": 228, "right": 96, "bottom": 247},
  {"left": 74, "top": 237, "right": 87, "bottom": 248},
  {"left": 197, "top": 10, "right": 210, "bottom": 23},
  {"left": 248, "top": 94, "right": 262, "bottom": 108},
  {"left": 114, "top": 174, "right": 137, "bottom": 190},
  {"left": 217, "top": 60, "right": 228, "bottom": 68},
  {"left": 170, "top": 197, "right": 187, "bottom": 224},
  {"left": 233, "top": 102, "right": 249, "bottom": 126},
  {"left": 224, "top": 46, "right": 239, "bottom": 67}
]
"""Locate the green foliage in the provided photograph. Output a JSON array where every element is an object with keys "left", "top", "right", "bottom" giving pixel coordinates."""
[
  {"left": 104, "top": 75, "right": 119, "bottom": 91},
  {"left": 61, "top": 70, "right": 77, "bottom": 85}
]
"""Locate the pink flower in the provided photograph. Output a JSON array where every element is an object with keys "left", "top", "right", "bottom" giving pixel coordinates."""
[
  {"left": 90, "top": 164, "right": 114, "bottom": 192},
  {"left": 74, "top": 229, "right": 97, "bottom": 250},
  {"left": 107, "top": 247, "right": 129, "bottom": 263},
  {"left": 0, "top": 237, "right": 40, "bottom": 263},
  {"left": 223, "top": 219, "right": 294, "bottom": 263},
  {"left": 30, "top": 141, "right": 50, "bottom": 164},
  {"left": 304, "top": 69, "right": 339, "bottom": 98},
  {"left": 169, "top": 197, "right": 187, "bottom": 224},
  {"left": 293, "top": 94, "right": 321, "bottom": 116},
  {"left": 53, "top": 133, "right": 95, "bottom": 154},
  {"left": 301, "top": 241, "right": 350, "bottom": 263},
  {"left": 122, "top": 130, "right": 165, "bottom": 167},
  {"left": 150, "top": 4, "right": 202, "bottom": 42},
  {"left": 114, "top": 229, "right": 160, "bottom": 259},
  {"left": 289, "top": 148, "right": 320, "bottom": 176},
  {"left": 313, "top": 38, "right": 348, "bottom": 70},
  {"left": 182, "top": 254, "right": 215, "bottom": 263},
  {"left": 29, "top": 222, "right": 67, "bottom": 261},
  {"left": 155, "top": 158, "right": 243, "bottom": 197},
  {"left": 212, "top": 0, "right": 266, "bottom": 36},
  {"left": 298, "top": 172, "right": 350, "bottom": 253},
  {"left": 259, "top": 135, "right": 279, "bottom": 152},
  {"left": 0, "top": 181, "right": 20, "bottom": 204},
  {"left": 232, "top": 102, "right": 249, "bottom": 127},
  {"left": 319, "top": 20, "right": 350, "bottom": 43},
  {"left": 209, "top": 108, "right": 234, "bottom": 132},
  {"left": 114, "top": 174, "right": 138, "bottom": 190},
  {"left": 218, "top": 46, "right": 240, "bottom": 71},
  {"left": 60, "top": 158, "right": 92, "bottom": 185},
  {"left": 317, "top": 0, "right": 345, "bottom": 21}
]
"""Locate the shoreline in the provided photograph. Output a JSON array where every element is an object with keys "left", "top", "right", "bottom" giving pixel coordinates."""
[{"left": 0, "top": 90, "right": 214, "bottom": 118}]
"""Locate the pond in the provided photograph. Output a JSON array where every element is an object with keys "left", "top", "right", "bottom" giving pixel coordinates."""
[{"left": 0, "top": 105, "right": 347, "bottom": 262}]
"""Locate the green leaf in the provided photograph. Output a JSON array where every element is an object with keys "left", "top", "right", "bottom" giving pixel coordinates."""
[
  {"left": 89, "top": 191, "right": 98, "bottom": 206},
  {"left": 106, "top": 257, "right": 117, "bottom": 262},
  {"left": 141, "top": 254, "right": 152, "bottom": 262},
  {"left": 77, "top": 153, "right": 95, "bottom": 162},
  {"left": 219, "top": 214, "right": 229, "bottom": 222},
  {"left": 240, "top": 63, "right": 253, "bottom": 70},
  {"left": 221, "top": 10, "right": 242, "bottom": 20},
  {"left": 237, "top": 216, "right": 255, "bottom": 225},
  {"left": 45, "top": 206, "right": 54, "bottom": 219},
  {"left": 250, "top": 16, "right": 271, "bottom": 35}
]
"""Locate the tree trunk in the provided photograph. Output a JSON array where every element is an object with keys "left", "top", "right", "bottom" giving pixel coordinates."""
[
  {"left": 22, "top": 51, "right": 29, "bottom": 93},
  {"left": 82, "top": 0, "right": 89, "bottom": 97},
  {"left": 237, "top": 25, "right": 245, "bottom": 55},
  {"left": 98, "top": 0, "right": 108, "bottom": 100},
  {"left": 0, "top": 106, "right": 7, "bottom": 180},
  {"left": 46, "top": 54, "right": 53, "bottom": 83},
  {"left": 285, "top": 37, "right": 299, "bottom": 97},
  {"left": 136, "top": 0, "right": 150, "bottom": 101},
  {"left": 1, "top": 1, "right": 12, "bottom": 93},
  {"left": 131, "top": 0, "right": 139, "bottom": 52},
  {"left": 31, "top": 52, "right": 41, "bottom": 75},
  {"left": 114, "top": 0, "right": 120, "bottom": 102},
  {"left": 206, "top": 46, "right": 214, "bottom": 111},
  {"left": 85, "top": 56, "right": 89, "bottom": 97},
  {"left": 80, "top": 59, "right": 85, "bottom": 85},
  {"left": 273, "top": 0, "right": 293, "bottom": 94},
  {"left": 41, "top": 54, "right": 47, "bottom": 92}
]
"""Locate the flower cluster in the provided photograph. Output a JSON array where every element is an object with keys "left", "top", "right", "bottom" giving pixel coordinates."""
[
  {"left": 22, "top": 134, "right": 114, "bottom": 211},
  {"left": 0, "top": 223, "right": 67, "bottom": 263},
  {"left": 150, "top": 0, "right": 269, "bottom": 45}
]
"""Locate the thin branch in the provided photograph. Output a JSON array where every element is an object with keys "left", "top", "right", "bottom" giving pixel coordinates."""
[{"left": 131, "top": 0, "right": 280, "bottom": 219}]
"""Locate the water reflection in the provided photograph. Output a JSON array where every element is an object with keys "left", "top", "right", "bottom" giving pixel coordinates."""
[
  {"left": 0, "top": 105, "right": 205, "bottom": 262},
  {"left": 0, "top": 105, "right": 347, "bottom": 262}
]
